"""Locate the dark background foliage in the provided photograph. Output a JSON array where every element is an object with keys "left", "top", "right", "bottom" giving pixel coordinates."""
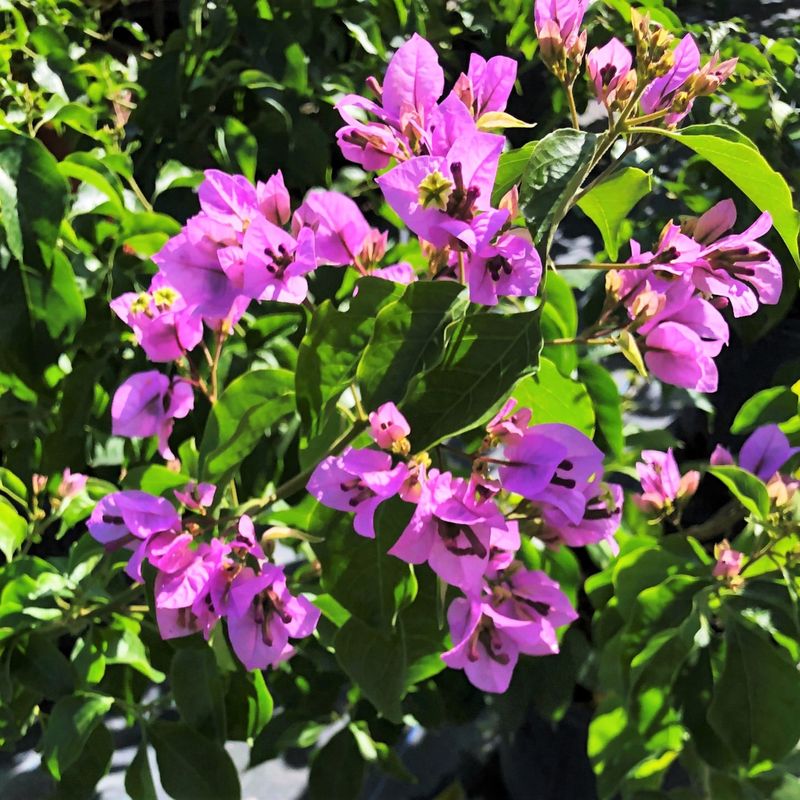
[{"left": 1, "top": 1, "right": 799, "bottom": 798}]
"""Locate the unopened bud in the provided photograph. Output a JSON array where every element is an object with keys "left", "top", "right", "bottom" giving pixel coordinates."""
[
  {"left": 391, "top": 437, "right": 412, "bottom": 457},
  {"left": 453, "top": 73, "right": 475, "bottom": 114},
  {"left": 538, "top": 19, "right": 567, "bottom": 79},
  {"left": 498, "top": 185, "right": 519, "bottom": 219},
  {"left": 609, "top": 69, "right": 638, "bottom": 111},
  {"left": 365, "top": 75, "right": 382, "bottom": 99}
]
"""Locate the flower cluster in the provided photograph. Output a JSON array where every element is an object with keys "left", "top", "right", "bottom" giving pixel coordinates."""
[
  {"left": 603, "top": 201, "right": 782, "bottom": 392},
  {"left": 87, "top": 483, "right": 320, "bottom": 671},
  {"left": 536, "top": 0, "right": 736, "bottom": 128},
  {"left": 336, "top": 35, "right": 542, "bottom": 306},
  {"left": 309, "top": 400, "right": 622, "bottom": 692}
]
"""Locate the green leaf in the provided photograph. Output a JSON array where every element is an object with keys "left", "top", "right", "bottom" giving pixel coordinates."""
[
  {"left": 335, "top": 615, "right": 406, "bottom": 722},
  {"left": 171, "top": 647, "right": 227, "bottom": 741},
  {"left": 15, "top": 635, "right": 76, "bottom": 698},
  {"left": 225, "top": 669, "right": 273, "bottom": 741},
  {"left": 635, "top": 123, "right": 800, "bottom": 267},
  {"left": 296, "top": 277, "right": 404, "bottom": 459},
  {"left": 577, "top": 167, "right": 652, "bottom": 260},
  {"left": 578, "top": 361, "right": 624, "bottom": 455},
  {"left": 708, "top": 465, "right": 770, "bottom": 520},
  {"left": 199, "top": 368, "right": 295, "bottom": 482},
  {"left": 540, "top": 272, "right": 578, "bottom": 375},
  {"left": 491, "top": 140, "right": 536, "bottom": 206},
  {"left": 24, "top": 250, "right": 86, "bottom": 339},
  {"left": 100, "top": 625, "right": 166, "bottom": 683},
  {"left": 309, "top": 728, "right": 365, "bottom": 800},
  {"left": 708, "top": 617, "right": 800, "bottom": 764},
  {"left": 41, "top": 693, "right": 114, "bottom": 780},
  {"left": 0, "top": 130, "right": 68, "bottom": 265},
  {"left": 401, "top": 308, "right": 542, "bottom": 449},
  {"left": 125, "top": 742, "right": 158, "bottom": 800},
  {"left": 512, "top": 357, "right": 595, "bottom": 436},
  {"left": 315, "top": 498, "right": 416, "bottom": 629},
  {"left": 148, "top": 720, "right": 240, "bottom": 800},
  {"left": 0, "top": 502, "right": 27, "bottom": 562},
  {"left": 54, "top": 722, "right": 113, "bottom": 800},
  {"left": 731, "top": 386, "right": 798, "bottom": 434},
  {"left": 123, "top": 465, "right": 191, "bottom": 496},
  {"left": 356, "top": 281, "right": 465, "bottom": 410},
  {"left": 519, "top": 129, "right": 599, "bottom": 248}
]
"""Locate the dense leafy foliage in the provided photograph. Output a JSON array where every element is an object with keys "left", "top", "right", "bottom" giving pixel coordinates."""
[{"left": 0, "top": 1, "right": 799, "bottom": 798}]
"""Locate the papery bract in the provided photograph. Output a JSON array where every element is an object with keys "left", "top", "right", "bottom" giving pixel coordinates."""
[
  {"left": 111, "top": 371, "right": 194, "bottom": 459},
  {"left": 307, "top": 447, "right": 408, "bottom": 538}
]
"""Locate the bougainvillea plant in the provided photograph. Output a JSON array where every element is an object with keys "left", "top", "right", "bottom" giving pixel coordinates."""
[{"left": 1, "top": 1, "right": 799, "bottom": 798}]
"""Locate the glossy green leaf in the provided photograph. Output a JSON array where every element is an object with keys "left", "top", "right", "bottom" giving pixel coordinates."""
[
  {"left": 512, "top": 357, "right": 595, "bottom": 436},
  {"left": 0, "top": 130, "right": 68, "bottom": 265},
  {"left": 148, "top": 720, "right": 240, "bottom": 800},
  {"left": 0, "top": 502, "right": 27, "bottom": 562},
  {"left": 708, "top": 465, "right": 770, "bottom": 519},
  {"left": 24, "top": 250, "right": 86, "bottom": 339},
  {"left": 578, "top": 361, "right": 624, "bottom": 455},
  {"left": 171, "top": 647, "right": 227, "bottom": 741},
  {"left": 225, "top": 669, "right": 273, "bottom": 741},
  {"left": 491, "top": 140, "right": 536, "bottom": 206},
  {"left": 577, "top": 167, "right": 652, "bottom": 260},
  {"left": 635, "top": 123, "right": 800, "bottom": 266},
  {"left": 309, "top": 728, "right": 365, "bottom": 800},
  {"left": 54, "top": 723, "right": 113, "bottom": 800},
  {"left": 125, "top": 742, "right": 158, "bottom": 800},
  {"left": 357, "top": 280, "right": 465, "bottom": 410},
  {"left": 296, "top": 277, "right": 404, "bottom": 458},
  {"left": 41, "top": 693, "right": 114, "bottom": 779},
  {"left": 335, "top": 615, "right": 405, "bottom": 722},
  {"left": 519, "top": 129, "right": 599, "bottom": 248},
  {"left": 731, "top": 386, "right": 798, "bottom": 434},
  {"left": 199, "top": 368, "right": 295, "bottom": 482},
  {"left": 708, "top": 617, "right": 800, "bottom": 764},
  {"left": 315, "top": 498, "right": 416, "bottom": 629},
  {"left": 401, "top": 309, "right": 542, "bottom": 449}
]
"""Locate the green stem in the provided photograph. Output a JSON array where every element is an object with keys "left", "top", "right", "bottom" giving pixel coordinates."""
[
  {"left": 565, "top": 81, "right": 581, "bottom": 130},
  {"left": 545, "top": 336, "right": 616, "bottom": 346}
]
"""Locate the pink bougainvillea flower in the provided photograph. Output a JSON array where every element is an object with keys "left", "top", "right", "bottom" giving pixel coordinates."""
[
  {"left": 539, "top": 482, "right": 623, "bottom": 553},
  {"left": 457, "top": 209, "right": 541, "bottom": 306},
  {"left": 111, "top": 275, "right": 204, "bottom": 363},
  {"left": 389, "top": 471, "right": 519, "bottom": 592},
  {"left": 221, "top": 216, "right": 317, "bottom": 304},
  {"left": 534, "top": 0, "right": 587, "bottom": 50},
  {"left": 292, "top": 190, "right": 371, "bottom": 267},
  {"left": 174, "top": 482, "right": 217, "bottom": 511},
  {"left": 499, "top": 423, "right": 604, "bottom": 524},
  {"left": 257, "top": 170, "right": 291, "bottom": 227},
  {"left": 642, "top": 319, "right": 721, "bottom": 393},
  {"left": 587, "top": 38, "right": 632, "bottom": 106},
  {"left": 225, "top": 565, "right": 320, "bottom": 671},
  {"left": 375, "top": 132, "right": 504, "bottom": 248},
  {"left": 453, "top": 53, "right": 518, "bottom": 117},
  {"left": 369, "top": 262, "right": 418, "bottom": 284},
  {"left": 442, "top": 567, "right": 576, "bottom": 692},
  {"left": 111, "top": 371, "right": 194, "bottom": 459},
  {"left": 635, "top": 448, "right": 700, "bottom": 512},
  {"left": 153, "top": 213, "right": 249, "bottom": 323},
  {"left": 485, "top": 397, "right": 532, "bottom": 443},
  {"left": 335, "top": 34, "right": 445, "bottom": 168},
  {"left": 737, "top": 424, "right": 800, "bottom": 481},
  {"left": 368, "top": 402, "right": 411, "bottom": 451},
  {"left": 307, "top": 447, "right": 408, "bottom": 538},
  {"left": 197, "top": 169, "right": 261, "bottom": 233},
  {"left": 57, "top": 468, "right": 88, "bottom": 500},
  {"left": 639, "top": 34, "right": 700, "bottom": 125},
  {"left": 712, "top": 539, "right": 744, "bottom": 579},
  {"left": 88, "top": 490, "right": 180, "bottom": 548},
  {"left": 689, "top": 204, "right": 782, "bottom": 318}
]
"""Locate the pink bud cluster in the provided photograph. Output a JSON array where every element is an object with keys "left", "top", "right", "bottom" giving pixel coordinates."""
[
  {"left": 537, "top": 0, "right": 737, "bottom": 126},
  {"left": 87, "top": 483, "right": 320, "bottom": 671},
  {"left": 309, "top": 401, "right": 622, "bottom": 692},
  {"left": 607, "top": 200, "right": 782, "bottom": 392}
]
